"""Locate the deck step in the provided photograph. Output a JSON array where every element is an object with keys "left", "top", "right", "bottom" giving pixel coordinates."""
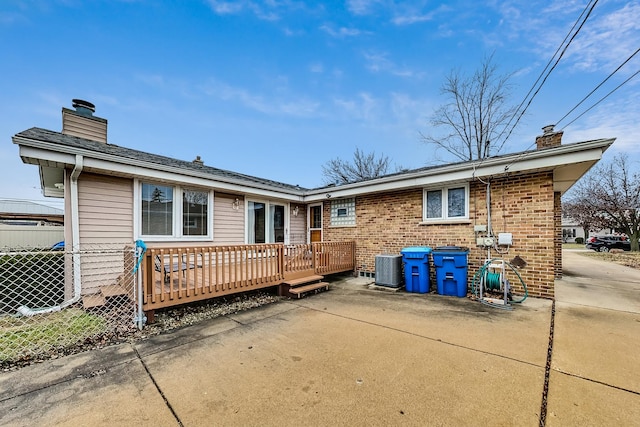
[
  {"left": 82, "top": 284, "right": 131, "bottom": 309},
  {"left": 100, "top": 284, "right": 129, "bottom": 298},
  {"left": 283, "top": 275, "right": 324, "bottom": 286},
  {"left": 82, "top": 294, "right": 106, "bottom": 309},
  {"left": 288, "top": 282, "right": 330, "bottom": 299}
]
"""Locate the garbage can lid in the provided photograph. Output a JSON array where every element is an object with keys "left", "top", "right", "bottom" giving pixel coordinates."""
[
  {"left": 434, "top": 245, "right": 469, "bottom": 252},
  {"left": 401, "top": 246, "right": 432, "bottom": 253}
]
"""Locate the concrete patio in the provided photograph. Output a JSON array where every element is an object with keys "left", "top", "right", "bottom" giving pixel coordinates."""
[{"left": 0, "top": 249, "right": 638, "bottom": 426}]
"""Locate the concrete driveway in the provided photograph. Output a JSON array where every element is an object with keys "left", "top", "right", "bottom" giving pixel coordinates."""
[{"left": 1, "top": 250, "right": 638, "bottom": 426}]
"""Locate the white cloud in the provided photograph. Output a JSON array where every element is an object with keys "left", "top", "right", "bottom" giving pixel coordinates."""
[
  {"left": 390, "top": 3, "right": 450, "bottom": 26},
  {"left": 0, "top": 12, "right": 25, "bottom": 25},
  {"left": 201, "top": 78, "right": 320, "bottom": 117},
  {"left": 390, "top": 92, "right": 433, "bottom": 126},
  {"left": 333, "top": 92, "right": 378, "bottom": 122},
  {"left": 206, "top": 1, "right": 244, "bottom": 15},
  {"left": 205, "top": 0, "right": 282, "bottom": 21},
  {"left": 561, "top": 92, "right": 640, "bottom": 155},
  {"left": 492, "top": 1, "right": 639, "bottom": 74},
  {"left": 309, "top": 62, "right": 324, "bottom": 73},
  {"left": 563, "top": 2, "right": 640, "bottom": 73},
  {"left": 205, "top": 0, "right": 313, "bottom": 21},
  {"left": 362, "top": 51, "right": 419, "bottom": 78},
  {"left": 319, "top": 24, "right": 364, "bottom": 38},
  {"left": 346, "top": 0, "right": 384, "bottom": 15}
]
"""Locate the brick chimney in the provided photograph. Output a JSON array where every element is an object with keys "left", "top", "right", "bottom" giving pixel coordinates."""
[
  {"left": 535, "top": 124, "right": 563, "bottom": 150},
  {"left": 62, "top": 99, "right": 107, "bottom": 143}
]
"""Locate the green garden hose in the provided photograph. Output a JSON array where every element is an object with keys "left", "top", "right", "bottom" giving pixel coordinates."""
[
  {"left": 485, "top": 271, "right": 502, "bottom": 290},
  {"left": 472, "top": 258, "right": 528, "bottom": 304}
]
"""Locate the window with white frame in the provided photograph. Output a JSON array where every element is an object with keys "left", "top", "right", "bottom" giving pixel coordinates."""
[
  {"left": 140, "top": 182, "right": 211, "bottom": 239},
  {"left": 423, "top": 184, "right": 468, "bottom": 221},
  {"left": 330, "top": 198, "right": 355, "bottom": 226},
  {"left": 246, "top": 200, "right": 286, "bottom": 244}
]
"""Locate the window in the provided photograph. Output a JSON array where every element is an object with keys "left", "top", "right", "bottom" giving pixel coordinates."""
[
  {"left": 183, "top": 190, "right": 208, "bottom": 236},
  {"left": 330, "top": 198, "right": 355, "bottom": 226},
  {"left": 247, "top": 200, "right": 285, "bottom": 244},
  {"left": 142, "top": 184, "right": 173, "bottom": 236},
  {"left": 423, "top": 185, "right": 468, "bottom": 221},
  {"left": 139, "top": 182, "right": 211, "bottom": 239}
]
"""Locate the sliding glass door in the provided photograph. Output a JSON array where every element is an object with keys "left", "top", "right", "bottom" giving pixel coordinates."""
[{"left": 247, "top": 201, "right": 286, "bottom": 244}]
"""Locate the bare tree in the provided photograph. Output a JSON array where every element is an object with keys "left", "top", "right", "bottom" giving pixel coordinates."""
[
  {"left": 422, "top": 54, "right": 518, "bottom": 161},
  {"left": 564, "top": 153, "right": 640, "bottom": 251},
  {"left": 322, "top": 148, "right": 399, "bottom": 185}
]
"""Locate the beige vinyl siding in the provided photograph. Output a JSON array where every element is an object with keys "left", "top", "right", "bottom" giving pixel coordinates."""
[
  {"left": 77, "top": 173, "right": 133, "bottom": 294},
  {"left": 214, "top": 193, "right": 244, "bottom": 244},
  {"left": 61, "top": 110, "right": 107, "bottom": 143},
  {"left": 290, "top": 205, "right": 306, "bottom": 244}
]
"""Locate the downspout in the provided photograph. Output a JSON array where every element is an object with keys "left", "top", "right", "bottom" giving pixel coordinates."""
[
  {"left": 17, "top": 155, "right": 83, "bottom": 316},
  {"left": 68, "top": 154, "right": 84, "bottom": 306}
]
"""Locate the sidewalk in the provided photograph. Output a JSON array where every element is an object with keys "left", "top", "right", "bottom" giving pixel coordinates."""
[{"left": 1, "top": 250, "right": 638, "bottom": 426}]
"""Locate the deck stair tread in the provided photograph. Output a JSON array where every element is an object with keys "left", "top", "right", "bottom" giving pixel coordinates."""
[
  {"left": 82, "top": 294, "right": 106, "bottom": 309},
  {"left": 82, "top": 284, "right": 132, "bottom": 309},
  {"left": 283, "top": 275, "right": 324, "bottom": 286},
  {"left": 288, "top": 282, "right": 330, "bottom": 298},
  {"left": 100, "top": 284, "right": 129, "bottom": 297}
]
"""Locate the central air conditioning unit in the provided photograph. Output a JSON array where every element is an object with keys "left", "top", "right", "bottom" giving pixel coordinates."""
[{"left": 375, "top": 254, "right": 403, "bottom": 287}]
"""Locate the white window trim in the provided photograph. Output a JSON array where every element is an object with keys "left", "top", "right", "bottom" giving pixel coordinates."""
[
  {"left": 134, "top": 179, "right": 213, "bottom": 241},
  {"left": 244, "top": 198, "right": 290, "bottom": 244},
  {"left": 422, "top": 183, "right": 469, "bottom": 223}
]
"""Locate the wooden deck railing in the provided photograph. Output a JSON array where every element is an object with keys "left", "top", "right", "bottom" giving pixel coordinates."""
[{"left": 141, "top": 242, "right": 354, "bottom": 311}]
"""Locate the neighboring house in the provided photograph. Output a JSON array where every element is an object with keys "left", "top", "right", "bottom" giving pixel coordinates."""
[
  {"left": 0, "top": 199, "right": 63, "bottom": 225},
  {"left": 561, "top": 214, "right": 620, "bottom": 243},
  {"left": 12, "top": 100, "right": 614, "bottom": 302},
  {"left": 0, "top": 199, "right": 64, "bottom": 248},
  {"left": 561, "top": 215, "right": 584, "bottom": 243}
]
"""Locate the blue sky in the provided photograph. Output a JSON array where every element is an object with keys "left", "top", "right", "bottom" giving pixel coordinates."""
[{"left": 1, "top": 0, "right": 638, "bottom": 209}]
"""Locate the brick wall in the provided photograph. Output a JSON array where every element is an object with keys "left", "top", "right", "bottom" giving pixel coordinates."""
[
  {"left": 554, "top": 191, "right": 562, "bottom": 279},
  {"left": 322, "top": 171, "right": 558, "bottom": 299}
]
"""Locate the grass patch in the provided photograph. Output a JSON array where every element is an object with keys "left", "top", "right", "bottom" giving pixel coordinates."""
[
  {"left": 0, "top": 308, "right": 106, "bottom": 361},
  {"left": 578, "top": 251, "right": 640, "bottom": 270}
]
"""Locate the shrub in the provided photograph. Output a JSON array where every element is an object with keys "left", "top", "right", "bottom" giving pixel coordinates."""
[{"left": 575, "top": 237, "right": 584, "bottom": 244}]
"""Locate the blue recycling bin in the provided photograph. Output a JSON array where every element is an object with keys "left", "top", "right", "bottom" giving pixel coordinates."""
[
  {"left": 400, "top": 247, "right": 432, "bottom": 293},
  {"left": 432, "top": 246, "right": 469, "bottom": 297}
]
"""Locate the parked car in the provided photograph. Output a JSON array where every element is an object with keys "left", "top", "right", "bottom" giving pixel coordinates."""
[{"left": 585, "top": 235, "right": 630, "bottom": 252}]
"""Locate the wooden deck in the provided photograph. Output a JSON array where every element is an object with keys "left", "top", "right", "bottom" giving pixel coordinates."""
[{"left": 141, "top": 242, "right": 355, "bottom": 311}]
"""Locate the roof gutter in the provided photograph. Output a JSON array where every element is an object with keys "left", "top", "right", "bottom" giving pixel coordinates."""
[
  {"left": 13, "top": 134, "right": 308, "bottom": 199},
  {"left": 13, "top": 133, "right": 615, "bottom": 203},
  {"left": 302, "top": 138, "right": 615, "bottom": 201}
]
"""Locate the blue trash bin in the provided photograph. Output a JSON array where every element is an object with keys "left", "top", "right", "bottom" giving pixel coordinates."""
[
  {"left": 400, "top": 247, "right": 432, "bottom": 293},
  {"left": 432, "top": 246, "right": 469, "bottom": 297}
]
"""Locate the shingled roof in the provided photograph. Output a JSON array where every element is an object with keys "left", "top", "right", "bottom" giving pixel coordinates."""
[{"left": 15, "top": 127, "right": 306, "bottom": 192}]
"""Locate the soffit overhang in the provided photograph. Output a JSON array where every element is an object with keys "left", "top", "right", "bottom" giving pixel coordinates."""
[{"left": 15, "top": 133, "right": 615, "bottom": 203}]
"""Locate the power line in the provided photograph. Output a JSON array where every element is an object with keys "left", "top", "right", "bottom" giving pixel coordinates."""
[
  {"left": 561, "top": 68, "right": 640, "bottom": 130},
  {"left": 556, "top": 47, "right": 640, "bottom": 127},
  {"left": 499, "top": 0, "right": 599, "bottom": 146},
  {"left": 474, "top": 0, "right": 600, "bottom": 176},
  {"left": 496, "top": 0, "right": 599, "bottom": 147}
]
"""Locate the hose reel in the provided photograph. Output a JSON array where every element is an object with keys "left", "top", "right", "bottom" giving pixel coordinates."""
[{"left": 472, "top": 258, "right": 528, "bottom": 310}]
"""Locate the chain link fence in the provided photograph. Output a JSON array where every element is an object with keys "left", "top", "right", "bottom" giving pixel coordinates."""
[{"left": 0, "top": 244, "right": 141, "bottom": 365}]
